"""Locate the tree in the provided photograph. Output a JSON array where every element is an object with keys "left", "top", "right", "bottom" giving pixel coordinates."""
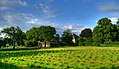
[
  {"left": 16, "top": 26, "right": 26, "bottom": 46},
  {"left": 80, "top": 28, "right": 92, "bottom": 38},
  {"left": 25, "top": 26, "right": 56, "bottom": 47},
  {"left": 38, "top": 26, "right": 56, "bottom": 47},
  {"left": 52, "top": 34, "right": 60, "bottom": 43},
  {"left": 116, "top": 18, "right": 119, "bottom": 41},
  {"left": 72, "top": 33, "right": 79, "bottom": 45},
  {"left": 79, "top": 28, "right": 93, "bottom": 46},
  {"left": 25, "top": 27, "right": 40, "bottom": 47},
  {"left": 0, "top": 37, "right": 5, "bottom": 48},
  {"left": 26, "top": 27, "right": 39, "bottom": 41},
  {"left": 1, "top": 26, "right": 25, "bottom": 49},
  {"left": 93, "top": 18, "right": 118, "bottom": 45},
  {"left": 61, "top": 29, "right": 73, "bottom": 46},
  {"left": 117, "top": 18, "right": 119, "bottom": 25}
]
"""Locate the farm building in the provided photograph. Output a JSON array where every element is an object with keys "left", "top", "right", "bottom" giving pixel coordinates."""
[{"left": 38, "top": 41, "right": 58, "bottom": 47}]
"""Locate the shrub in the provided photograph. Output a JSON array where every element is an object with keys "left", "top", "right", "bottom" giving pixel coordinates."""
[
  {"left": 85, "top": 41, "right": 93, "bottom": 46},
  {"left": 79, "top": 37, "right": 93, "bottom": 46},
  {"left": 79, "top": 42, "right": 85, "bottom": 46},
  {"left": 104, "top": 42, "right": 119, "bottom": 47},
  {"left": 93, "top": 42, "right": 100, "bottom": 46},
  {"left": 24, "top": 40, "right": 37, "bottom": 47}
]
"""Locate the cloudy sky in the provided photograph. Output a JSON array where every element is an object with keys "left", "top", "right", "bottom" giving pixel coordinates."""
[{"left": 0, "top": 0, "right": 119, "bottom": 35}]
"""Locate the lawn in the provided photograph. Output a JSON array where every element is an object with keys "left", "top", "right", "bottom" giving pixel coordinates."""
[{"left": 0, "top": 46, "right": 119, "bottom": 69}]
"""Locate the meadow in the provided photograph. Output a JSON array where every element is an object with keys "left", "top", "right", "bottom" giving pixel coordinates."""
[{"left": 0, "top": 47, "right": 119, "bottom": 69}]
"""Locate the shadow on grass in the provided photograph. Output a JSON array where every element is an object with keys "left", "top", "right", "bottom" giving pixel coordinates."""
[
  {"left": 0, "top": 46, "right": 64, "bottom": 51},
  {"left": 0, "top": 62, "right": 22, "bottom": 69},
  {"left": 0, "top": 47, "right": 39, "bottom": 51}
]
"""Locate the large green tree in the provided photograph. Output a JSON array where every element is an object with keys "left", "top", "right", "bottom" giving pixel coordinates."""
[
  {"left": 79, "top": 28, "right": 93, "bottom": 46},
  {"left": 61, "top": 29, "right": 73, "bottom": 46},
  {"left": 25, "top": 26, "right": 56, "bottom": 47},
  {"left": 38, "top": 26, "right": 56, "bottom": 47},
  {"left": 15, "top": 26, "right": 26, "bottom": 46},
  {"left": 25, "top": 27, "right": 41, "bottom": 47},
  {"left": 52, "top": 34, "right": 60, "bottom": 43},
  {"left": 93, "top": 18, "right": 118, "bottom": 45},
  {"left": 1, "top": 26, "right": 25, "bottom": 49},
  {"left": 80, "top": 28, "right": 93, "bottom": 38},
  {"left": 26, "top": 27, "right": 40, "bottom": 41}
]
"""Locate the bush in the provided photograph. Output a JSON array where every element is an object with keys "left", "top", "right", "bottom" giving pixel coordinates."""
[
  {"left": 24, "top": 40, "right": 37, "bottom": 47},
  {"left": 104, "top": 42, "right": 119, "bottom": 47},
  {"left": 93, "top": 42, "right": 100, "bottom": 46},
  {"left": 85, "top": 41, "right": 93, "bottom": 46},
  {"left": 24, "top": 40, "right": 33, "bottom": 47},
  {"left": 79, "top": 37, "right": 93, "bottom": 46},
  {"left": 79, "top": 42, "right": 85, "bottom": 46}
]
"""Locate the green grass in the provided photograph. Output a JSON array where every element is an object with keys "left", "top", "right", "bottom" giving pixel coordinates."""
[{"left": 0, "top": 46, "right": 119, "bottom": 69}]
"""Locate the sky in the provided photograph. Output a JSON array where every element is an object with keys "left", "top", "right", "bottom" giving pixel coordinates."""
[{"left": 0, "top": 0, "right": 119, "bottom": 35}]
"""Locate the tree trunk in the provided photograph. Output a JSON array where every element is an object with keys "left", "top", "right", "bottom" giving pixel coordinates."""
[
  {"left": 13, "top": 40, "right": 15, "bottom": 50},
  {"left": 44, "top": 41, "right": 46, "bottom": 47}
]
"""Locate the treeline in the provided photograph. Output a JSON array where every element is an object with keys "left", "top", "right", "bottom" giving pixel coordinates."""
[{"left": 0, "top": 17, "right": 119, "bottom": 49}]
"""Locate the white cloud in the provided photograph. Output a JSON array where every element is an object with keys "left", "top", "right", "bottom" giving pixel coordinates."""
[
  {"left": 27, "top": 18, "right": 39, "bottom": 24},
  {"left": 62, "top": 23, "right": 87, "bottom": 34},
  {"left": 0, "top": 13, "right": 37, "bottom": 31},
  {"left": 0, "top": 0, "right": 87, "bottom": 35},
  {"left": 63, "top": 23, "right": 85, "bottom": 30},
  {"left": 110, "top": 17, "right": 118, "bottom": 24},
  {"left": 0, "top": 12, "right": 57, "bottom": 32},
  {"left": 63, "top": 25, "right": 73, "bottom": 29},
  {"left": 95, "top": 17, "right": 118, "bottom": 24},
  {"left": 36, "top": 0, "right": 56, "bottom": 19},
  {"left": 36, "top": 4, "right": 55, "bottom": 18},
  {"left": 98, "top": 2, "right": 119, "bottom": 12},
  {"left": 17, "top": 0, "right": 27, "bottom": 6},
  {"left": 0, "top": 0, "right": 27, "bottom": 10}
]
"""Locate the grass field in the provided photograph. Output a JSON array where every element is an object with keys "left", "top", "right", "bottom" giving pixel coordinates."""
[{"left": 0, "top": 46, "right": 119, "bottom": 69}]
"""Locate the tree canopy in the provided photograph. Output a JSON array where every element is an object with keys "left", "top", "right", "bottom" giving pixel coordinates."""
[
  {"left": 1, "top": 26, "right": 25, "bottom": 49},
  {"left": 61, "top": 29, "right": 73, "bottom": 46},
  {"left": 79, "top": 28, "right": 93, "bottom": 46},
  {"left": 93, "top": 18, "right": 119, "bottom": 44},
  {"left": 38, "top": 26, "right": 56, "bottom": 42}
]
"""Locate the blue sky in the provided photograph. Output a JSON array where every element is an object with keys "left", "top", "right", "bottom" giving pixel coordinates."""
[{"left": 0, "top": 0, "right": 119, "bottom": 35}]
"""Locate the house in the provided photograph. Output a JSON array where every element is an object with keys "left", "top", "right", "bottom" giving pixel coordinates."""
[
  {"left": 72, "top": 35, "right": 76, "bottom": 43},
  {"left": 38, "top": 41, "right": 58, "bottom": 47}
]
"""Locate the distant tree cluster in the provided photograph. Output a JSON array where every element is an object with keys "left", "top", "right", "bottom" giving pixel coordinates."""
[{"left": 0, "top": 17, "right": 119, "bottom": 49}]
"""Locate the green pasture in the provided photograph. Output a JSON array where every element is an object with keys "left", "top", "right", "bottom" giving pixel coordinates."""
[{"left": 0, "top": 47, "right": 119, "bottom": 69}]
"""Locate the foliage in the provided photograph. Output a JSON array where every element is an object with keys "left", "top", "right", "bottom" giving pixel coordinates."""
[
  {"left": 26, "top": 27, "right": 40, "bottom": 41},
  {"left": 104, "top": 42, "right": 119, "bottom": 47},
  {"left": 25, "top": 26, "right": 56, "bottom": 47},
  {"left": 0, "top": 37, "right": 6, "bottom": 47},
  {"left": 79, "top": 28, "right": 93, "bottom": 46},
  {"left": 1, "top": 26, "right": 26, "bottom": 49},
  {"left": 93, "top": 18, "right": 119, "bottom": 44},
  {"left": 15, "top": 27, "right": 26, "bottom": 46},
  {"left": 38, "top": 26, "right": 56, "bottom": 42},
  {"left": 80, "top": 28, "right": 93, "bottom": 38},
  {"left": 61, "top": 29, "right": 73, "bottom": 46},
  {"left": 24, "top": 40, "right": 33, "bottom": 47},
  {"left": 117, "top": 18, "right": 119, "bottom": 25},
  {"left": 1, "top": 47, "right": 119, "bottom": 68},
  {"left": 73, "top": 33, "right": 79, "bottom": 46},
  {"left": 52, "top": 34, "right": 60, "bottom": 43}
]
